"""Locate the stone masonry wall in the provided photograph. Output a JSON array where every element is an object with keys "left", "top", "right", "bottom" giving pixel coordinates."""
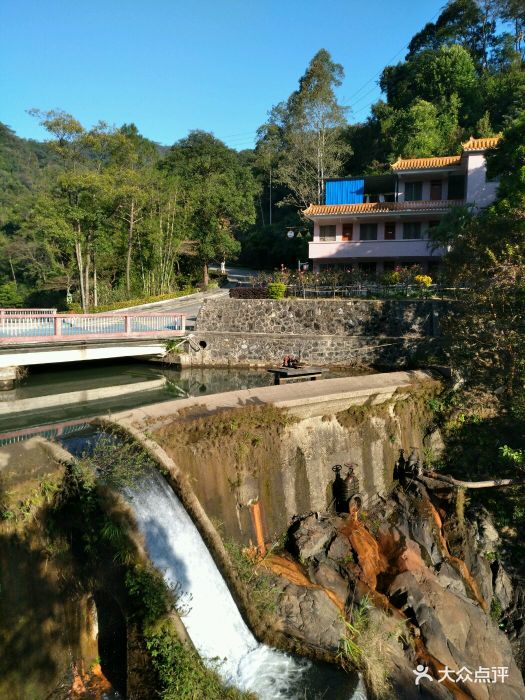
[
  {"left": 181, "top": 298, "right": 445, "bottom": 368},
  {"left": 197, "top": 298, "right": 440, "bottom": 336}
]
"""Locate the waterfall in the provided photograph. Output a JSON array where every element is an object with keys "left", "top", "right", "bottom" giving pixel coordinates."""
[{"left": 126, "top": 470, "right": 367, "bottom": 700}]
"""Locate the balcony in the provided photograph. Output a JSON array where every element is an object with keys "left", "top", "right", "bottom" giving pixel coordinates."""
[{"left": 309, "top": 239, "right": 446, "bottom": 260}]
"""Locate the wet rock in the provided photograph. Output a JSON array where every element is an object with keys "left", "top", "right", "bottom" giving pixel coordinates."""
[
  {"left": 312, "top": 562, "right": 350, "bottom": 605},
  {"left": 494, "top": 564, "right": 514, "bottom": 611},
  {"left": 327, "top": 533, "right": 353, "bottom": 562},
  {"left": 389, "top": 570, "right": 525, "bottom": 699},
  {"left": 343, "top": 521, "right": 387, "bottom": 590},
  {"left": 470, "top": 555, "right": 494, "bottom": 606},
  {"left": 287, "top": 514, "right": 336, "bottom": 561},
  {"left": 435, "top": 561, "right": 467, "bottom": 596},
  {"left": 278, "top": 581, "right": 346, "bottom": 652},
  {"left": 393, "top": 489, "right": 443, "bottom": 566}
]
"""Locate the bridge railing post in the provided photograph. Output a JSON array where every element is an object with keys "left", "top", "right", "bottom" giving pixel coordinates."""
[
  {"left": 54, "top": 316, "right": 62, "bottom": 337},
  {"left": 124, "top": 315, "right": 131, "bottom": 335}
]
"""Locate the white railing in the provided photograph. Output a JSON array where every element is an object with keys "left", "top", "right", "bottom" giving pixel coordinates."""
[
  {"left": 0, "top": 313, "right": 185, "bottom": 341},
  {"left": 0, "top": 308, "right": 56, "bottom": 316}
]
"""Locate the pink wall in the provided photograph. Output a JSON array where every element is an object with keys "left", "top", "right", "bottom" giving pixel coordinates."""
[{"left": 309, "top": 239, "right": 445, "bottom": 260}]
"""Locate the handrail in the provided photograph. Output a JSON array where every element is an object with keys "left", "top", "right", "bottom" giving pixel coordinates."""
[
  {"left": 0, "top": 308, "right": 57, "bottom": 316},
  {"left": 0, "top": 312, "right": 186, "bottom": 341}
]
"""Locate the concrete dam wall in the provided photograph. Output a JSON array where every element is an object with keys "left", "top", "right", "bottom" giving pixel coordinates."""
[{"left": 110, "top": 371, "right": 441, "bottom": 546}]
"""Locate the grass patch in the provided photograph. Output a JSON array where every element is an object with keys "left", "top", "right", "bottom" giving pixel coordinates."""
[
  {"left": 337, "top": 597, "right": 405, "bottom": 699},
  {"left": 223, "top": 537, "right": 280, "bottom": 617}
]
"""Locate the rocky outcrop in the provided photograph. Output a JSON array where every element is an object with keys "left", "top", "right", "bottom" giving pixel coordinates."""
[{"left": 262, "top": 484, "right": 525, "bottom": 699}]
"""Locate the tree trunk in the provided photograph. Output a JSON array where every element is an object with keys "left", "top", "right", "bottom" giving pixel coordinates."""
[
  {"left": 203, "top": 262, "right": 209, "bottom": 287},
  {"left": 423, "top": 469, "right": 525, "bottom": 489},
  {"left": 269, "top": 168, "right": 272, "bottom": 225},
  {"left": 93, "top": 262, "right": 98, "bottom": 308},
  {"left": 8, "top": 256, "right": 17, "bottom": 285},
  {"left": 85, "top": 250, "right": 90, "bottom": 311},
  {"left": 74, "top": 232, "right": 86, "bottom": 313},
  {"left": 126, "top": 199, "right": 135, "bottom": 297}
]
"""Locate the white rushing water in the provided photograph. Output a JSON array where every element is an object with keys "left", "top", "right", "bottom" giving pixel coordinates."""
[{"left": 127, "top": 471, "right": 367, "bottom": 700}]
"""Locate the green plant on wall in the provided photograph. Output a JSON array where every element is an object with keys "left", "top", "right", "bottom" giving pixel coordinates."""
[{"left": 267, "top": 282, "right": 286, "bottom": 299}]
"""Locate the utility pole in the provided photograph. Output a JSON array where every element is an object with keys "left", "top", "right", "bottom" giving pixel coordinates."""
[{"left": 269, "top": 167, "right": 272, "bottom": 226}]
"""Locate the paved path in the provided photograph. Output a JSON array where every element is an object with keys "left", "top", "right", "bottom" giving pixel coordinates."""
[
  {"left": 115, "top": 265, "right": 260, "bottom": 329},
  {"left": 113, "top": 288, "right": 228, "bottom": 329}
]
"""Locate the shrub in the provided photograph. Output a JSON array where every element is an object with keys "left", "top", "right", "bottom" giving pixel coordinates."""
[
  {"left": 67, "top": 288, "right": 196, "bottom": 313},
  {"left": 0, "top": 282, "right": 24, "bottom": 307},
  {"left": 267, "top": 282, "right": 286, "bottom": 299},
  {"left": 414, "top": 274, "right": 433, "bottom": 287},
  {"left": 381, "top": 271, "right": 401, "bottom": 285},
  {"left": 229, "top": 287, "right": 269, "bottom": 299}
]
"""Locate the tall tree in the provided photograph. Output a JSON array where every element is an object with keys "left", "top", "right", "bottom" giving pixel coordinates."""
[
  {"left": 162, "top": 131, "right": 257, "bottom": 285},
  {"left": 430, "top": 113, "right": 525, "bottom": 397},
  {"left": 258, "top": 49, "right": 349, "bottom": 209}
]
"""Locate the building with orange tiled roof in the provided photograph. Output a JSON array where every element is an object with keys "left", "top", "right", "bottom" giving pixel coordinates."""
[{"left": 304, "top": 136, "right": 501, "bottom": 274}]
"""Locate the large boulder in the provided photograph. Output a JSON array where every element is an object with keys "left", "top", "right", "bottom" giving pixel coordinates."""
[
  {"left": 389, "top": 569, "right": 525, "bottom": 699},
  {"left": 287, "top": 514, "right": 337, "bottom": 561},
  {"left": 277, "top": 581, "right": 346, "bottom": 652}
]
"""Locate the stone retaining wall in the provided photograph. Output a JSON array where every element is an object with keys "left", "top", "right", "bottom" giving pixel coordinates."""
[{"left": 181, "top": 298, "right": 445, "bottom": 367}]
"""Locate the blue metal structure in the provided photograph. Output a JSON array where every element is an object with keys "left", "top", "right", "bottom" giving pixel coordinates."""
[{"left": 325, "top": 179, "right": 364, "bottom": 205}]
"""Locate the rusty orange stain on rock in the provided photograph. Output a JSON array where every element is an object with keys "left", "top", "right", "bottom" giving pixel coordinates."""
[
  {"left": 427, "top": 500, "right": 488, "bottom": 612},
  {"left": 69, "top": 661, "right": 114, "bottom": 698},
  {"left": 341, "top": 520, "right": 388, "bottom": 590},
  {"left": 261, "top": 554, "right": 345, "bottom": 612}
]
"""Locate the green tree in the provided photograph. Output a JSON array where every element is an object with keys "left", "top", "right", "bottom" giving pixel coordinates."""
[
  {"left": 430, "top": 113, "right": 525, "bottom": 397},
  {"left": 406, "top": 0, "right": 500, "bottom": 70},
  {"left": 163, "top": 131, "right": 257, "bottom": 285},
  {"left": 258, "top": 49, "right": 349, "bottom": 208},
  {"left": 380, "top": 45, "right": 477, "bottom": 112}
]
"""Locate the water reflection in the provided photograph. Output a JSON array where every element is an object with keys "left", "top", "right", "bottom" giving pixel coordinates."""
[{"left": 0, "top": 359, "right": 367, "bottom": 444}]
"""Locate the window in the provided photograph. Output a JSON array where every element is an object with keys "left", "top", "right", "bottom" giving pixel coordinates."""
[
  {"left": 342, "top": 223, "right": 353, "bottom": 241},
  {"left": 384, "top": 222, "right": 396, "bottom": 240},
  {"left": 319, "top": 225, "right": 336, "bottom": 241},
  {"left": 404, "top": 181, "right": 423, "bottom": 201},
  {"left": 403, "top": 222, "right": 422, "bottom": 239},
  {"left": 359, "top": 223, "right": 378, "bottom": 241},
  {"left": 448, "top": 174, "right": 466, "bottom": 200},
  {"left": 430, "top": 180, "right": 442, "bottom": 200}
]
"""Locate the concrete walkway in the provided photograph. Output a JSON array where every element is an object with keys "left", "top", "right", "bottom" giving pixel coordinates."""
[{"left": 110, "top": 370, "right": 434, "bottom": 428}]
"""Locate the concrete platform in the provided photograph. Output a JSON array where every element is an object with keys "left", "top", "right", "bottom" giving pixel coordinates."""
[{"left": 110, "top": 370, "right": 435, "bottom": 427}]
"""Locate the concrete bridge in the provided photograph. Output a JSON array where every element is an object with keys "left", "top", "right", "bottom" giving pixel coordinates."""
[{"left": 0, "top": 309, "right": 186, "bottom": 389}]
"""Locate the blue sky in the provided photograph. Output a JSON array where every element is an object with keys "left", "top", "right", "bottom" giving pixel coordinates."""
[{"left": 1, "top": 0, "right": 445, "bottom": 150}]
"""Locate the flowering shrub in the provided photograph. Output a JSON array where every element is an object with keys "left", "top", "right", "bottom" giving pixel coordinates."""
[{"left": 414, "top": 274, "right": 433, "bottom": 287}]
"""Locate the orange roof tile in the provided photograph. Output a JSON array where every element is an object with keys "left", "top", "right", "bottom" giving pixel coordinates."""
[
  {"left": 391, "top": 155, "right": 462, "bottom": 171},
  {"left": 304, "top": 200, "right": 464, "bottom": 217},
  {"left": 461, "top": 136, "right": 501, "bottom": 151}
]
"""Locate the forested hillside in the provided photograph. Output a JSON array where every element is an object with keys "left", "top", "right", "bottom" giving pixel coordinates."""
[{"left": 1, "top": 0, "right": 523, "bottom": 306}]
